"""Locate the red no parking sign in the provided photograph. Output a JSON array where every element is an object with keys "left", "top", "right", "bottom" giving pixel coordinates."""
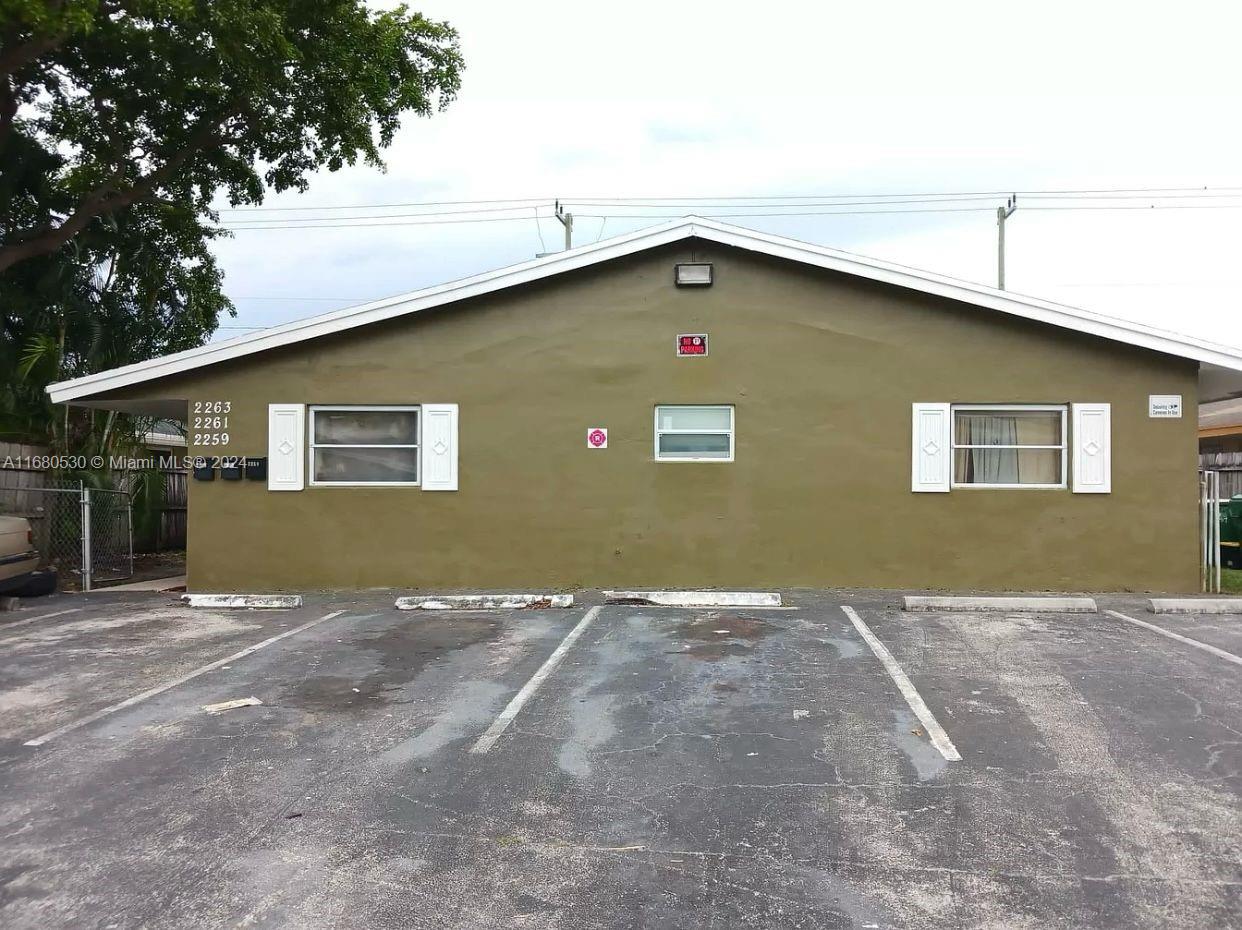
[{"left": 587, "top": 428, "right": 608, "bottom": 449}]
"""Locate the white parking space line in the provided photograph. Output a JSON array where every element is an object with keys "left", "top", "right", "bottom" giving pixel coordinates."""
[
  {"left": 23, "top": 609, "right": 348, "bottom": 747},
  {"left": 1103, "top": 609, "right": 1242, "bottom": 669},
  {"left": 841, "top": 605, "right": 962, "bottom": 762},
  {"left": 0, "top": 607, "right": 82, "bottom": 638},
  {"left": 469, "top": 605, "right": 603, "bottom": 755}
]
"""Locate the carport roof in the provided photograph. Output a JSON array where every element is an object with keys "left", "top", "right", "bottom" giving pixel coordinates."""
[
  {"left": 47, "top": 215, "right": 1242, "bottom": 405},
  {"left": 1200, "top": 397, "right": 1242, "bottom": 433}
]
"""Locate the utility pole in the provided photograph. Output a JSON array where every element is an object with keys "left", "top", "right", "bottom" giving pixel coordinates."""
[
  {"left": 555, "top": 200, "right": 573, "bottom": 250},
  {"left": 996, "top": 195, "right": 1017, "bottom": 290}
]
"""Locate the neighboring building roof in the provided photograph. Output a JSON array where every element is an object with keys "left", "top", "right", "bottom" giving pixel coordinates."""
[
  {"left": 143, "top": 419, "right": 186, "bottom": 447},
  {"left": 46, "top": 216, "right": 1242, "bottom": 404},
  {"left": 1200, "top": 398, "right": 1242, "bottom": 435}
]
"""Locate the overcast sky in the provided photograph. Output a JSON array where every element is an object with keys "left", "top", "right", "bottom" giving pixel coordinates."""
[{"left": 210, "top": 0, "right": 1242, "bottom": 349}]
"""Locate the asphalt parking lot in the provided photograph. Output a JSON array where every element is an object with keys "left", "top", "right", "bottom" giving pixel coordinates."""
[{"left": 0, "top": 591, "right": 1239, "bottom": 929}]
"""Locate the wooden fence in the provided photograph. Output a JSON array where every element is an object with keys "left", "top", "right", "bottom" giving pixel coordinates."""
[
  {"left": 0, "top": 441, "right": 53, "bottom": 507},
  {"left": 157, "top": 467, "right": 187, "bottom": 551},
  {"left": 0, "top": 440, "right": 186, "bottom": 551},
  {"left": 1201, "top": 451, "right": 1242, "bottom": 499}
]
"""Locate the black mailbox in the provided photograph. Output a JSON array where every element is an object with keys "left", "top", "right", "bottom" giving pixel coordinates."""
[
  {"left": 220, "top": 457, "right": 243, "bottom": 480},
  {"left": 192, "top": 457, "right": 216, "bottom": 481},
  {"left": 244, "top": 457, "right": 267, "bottom": 481}
]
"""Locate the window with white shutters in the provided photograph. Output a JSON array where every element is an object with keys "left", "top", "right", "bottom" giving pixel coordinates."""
[
  {"left": 951, "top": 405, "right": 1067, "bottom": 489},
  {"left": 309, "top": 406, "right": 420, "bottom": 486}
]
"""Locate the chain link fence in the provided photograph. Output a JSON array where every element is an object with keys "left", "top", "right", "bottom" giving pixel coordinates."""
[
  {"left": 0, "top": 480, "right": 133, "bottom": 591},
  {"left": 89, "top": 487, "right": 134, "bottom": 585}
]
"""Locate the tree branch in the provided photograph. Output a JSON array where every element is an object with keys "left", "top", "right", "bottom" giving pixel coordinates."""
[
  {"left": 0, "top": 118, "right": 226, "bottom": 273},
  {"left": 0, "top": 72, "right": 15, "bottom": 149},
  {"left": 0, "top": 30, "right": 68, "bottom": 80}
]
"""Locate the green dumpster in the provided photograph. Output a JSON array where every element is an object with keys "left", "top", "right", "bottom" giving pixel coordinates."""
[{"left": 1223, "top": 494, "right": 1242, "bottom": 570}]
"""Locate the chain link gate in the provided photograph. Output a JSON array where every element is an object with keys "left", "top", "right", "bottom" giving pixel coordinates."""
[
  {"left": 87, "top": 487, "right": 134, "bottom": 587},
  {"left": 0, "top": 480, "right": 133, "bottom": 591}
]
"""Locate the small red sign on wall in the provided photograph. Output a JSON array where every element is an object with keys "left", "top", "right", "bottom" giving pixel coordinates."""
[{"left": 677, "top": 334, "right": 708, "bottom": 356}]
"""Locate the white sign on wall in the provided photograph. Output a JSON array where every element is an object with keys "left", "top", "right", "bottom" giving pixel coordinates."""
[
  {"left": 1148, "top": 395, "right": 1183, "bottom": 418},
  {"left": 587, "top": 427, "right": 608, "bottom": 449}
]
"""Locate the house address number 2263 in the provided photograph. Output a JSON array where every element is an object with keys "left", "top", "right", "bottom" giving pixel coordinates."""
[{"left": 192, "top": 400, "right": 231, "bottom": 446}]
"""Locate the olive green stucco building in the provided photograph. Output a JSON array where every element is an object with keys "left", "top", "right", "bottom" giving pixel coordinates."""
[{"left": 48, "top": 218, "right": 1242, "bottom": 593}]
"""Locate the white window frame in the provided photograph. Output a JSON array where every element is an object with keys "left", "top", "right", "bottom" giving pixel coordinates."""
[
  {"left": 653, "top": 405, "right": 735, "bottom": 463},
  {"left": 308, "top": 405, "right": 420, "bottom": 487},
  {"left": 950, "top": 403, "right": 1067, "bottom": 490}
]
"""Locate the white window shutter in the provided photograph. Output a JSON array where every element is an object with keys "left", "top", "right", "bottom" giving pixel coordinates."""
[
  {"left": 267, "top": 404, "right": 305, "bottom": 491},
  {"left": 911, "top": 403, "right": 952, "bottom": 492},
  {"left": 421, "top": 404, "right": 459, "bottom": 491},
  {"left": 1072, "top": 403, "right": 1111, "bottom": 493}
]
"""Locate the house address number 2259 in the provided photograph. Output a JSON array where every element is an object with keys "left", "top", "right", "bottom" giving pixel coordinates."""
[{"left": 192, "top": 400, "right": 231, "bottom": 446}]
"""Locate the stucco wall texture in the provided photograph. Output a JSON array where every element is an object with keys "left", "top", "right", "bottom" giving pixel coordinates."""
[{"left": 106, "top": 241, "right": 1201, "bottom": 592}]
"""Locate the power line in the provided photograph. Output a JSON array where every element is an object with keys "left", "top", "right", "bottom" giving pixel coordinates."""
[
  {"left": 586, "top": 203, "right": 1242, "bottom": 218},
  {"left": 222, "top": 196, "right": 553, "bottom": 212},
  {"left": 584, "top": 207, "right": 1003, "bottom": 219},
  {"left": 561, "top": 186, "right": 1242, "bottom": 201},
  {"left": 1024, "top": 190, "right": 1242, "bottom": 200},
  {"left": 223, "top": 202, "right": 553, "bottom": 224},
  {"left": 218, "top": 185, "right": 1242, "bottom": 213},
  {"left": 222, "top": 193, "right": 1007, "bottom": 221},
  {"left": 219, "top": 206, "right": 997, "bottom": 230},
  {"left": 219, "top": 201, "right": 1242, "bottom": 230},
  {"left": 219, "top": 194, "right": 1062, "bottom": 225},
  {"left": 221, "top": 213, "right": 552, "bottom": 230},
  {"left": 223, "top": 195, "right": 1003, "bottom": 226},
  {"left": 566, "top": 192, "right": 1242, "bottom": 209},
  {"left": 1025, "top": 204, "right": 1242, "bottom": 211}
]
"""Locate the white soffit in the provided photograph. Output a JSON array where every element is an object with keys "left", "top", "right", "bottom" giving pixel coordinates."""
[{"left": 47, "top": 216, "right": 1242, "bottom": 404}]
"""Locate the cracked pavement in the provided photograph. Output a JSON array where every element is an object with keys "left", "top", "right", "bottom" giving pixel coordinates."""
[{"left": 0, "top": 590, "right": 1239, "bottom": 928}]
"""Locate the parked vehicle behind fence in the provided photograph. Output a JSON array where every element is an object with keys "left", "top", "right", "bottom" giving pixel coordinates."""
[{"left": 0, "top": 515, "right": 57, "bottom": 597}]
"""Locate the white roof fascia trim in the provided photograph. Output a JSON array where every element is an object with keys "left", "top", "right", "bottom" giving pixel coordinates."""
[
  {"left": 47, "top": 215, "right": 1242, "bottom": 403},
  {"left": 47, "top": 217, "right": 694, "bottom": 403},
  {"left": 688, "top": 218, "right": 1242, "bottom": 373}
]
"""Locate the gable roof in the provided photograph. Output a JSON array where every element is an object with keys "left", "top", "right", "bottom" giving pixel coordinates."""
[{"left": 47, "top": 215, "right": 1242, "bottom": 405}]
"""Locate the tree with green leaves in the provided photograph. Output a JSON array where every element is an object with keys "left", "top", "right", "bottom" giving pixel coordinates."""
[{"left": 1, "top": 0, "right": 463, "bottom": 454}]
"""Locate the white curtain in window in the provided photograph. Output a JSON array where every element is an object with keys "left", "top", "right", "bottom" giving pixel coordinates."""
[
  {"left": 955, "top": 411, "right": 1060, "bottom": 485},
  {"left": 968, "top": 416, "right": 1019, "bottom": 483}
]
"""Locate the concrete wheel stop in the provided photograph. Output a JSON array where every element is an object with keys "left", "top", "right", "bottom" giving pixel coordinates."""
[
  {"left": 395, "top": 594, "right": 574, "bottom": 610},
  {"left": 902, "top": 595, "right": 1097, "bottom": 613},
  {"left": 602, "top": 591, "right": 782, "bottom": 608},
  {"left": 182, "top": 594, "right": 303, "bottom": 609}
]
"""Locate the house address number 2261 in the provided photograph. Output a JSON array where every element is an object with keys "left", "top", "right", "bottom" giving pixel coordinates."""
[{"left": 192, "top": 400, "right": 231, "bottom": 446}]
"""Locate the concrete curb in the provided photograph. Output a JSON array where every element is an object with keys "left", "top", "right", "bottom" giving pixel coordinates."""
[
  {"left": 1148, "top": 598, "right": 1242, "bottom": 614},
  {"left": 94, "top": 575, "right": 186, "bottom": 593},
  {"left": 903, "top": 595, "right": 1097, "bottom": 613},
  {"left": 395, "top": 594, "right": 574, "bottom": 610},
  {"left": 603, "top": 591, "right": 782, "bottom": 608},
  {"left": 182, "top": 594, "right": 303, "bottom": 609}
]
